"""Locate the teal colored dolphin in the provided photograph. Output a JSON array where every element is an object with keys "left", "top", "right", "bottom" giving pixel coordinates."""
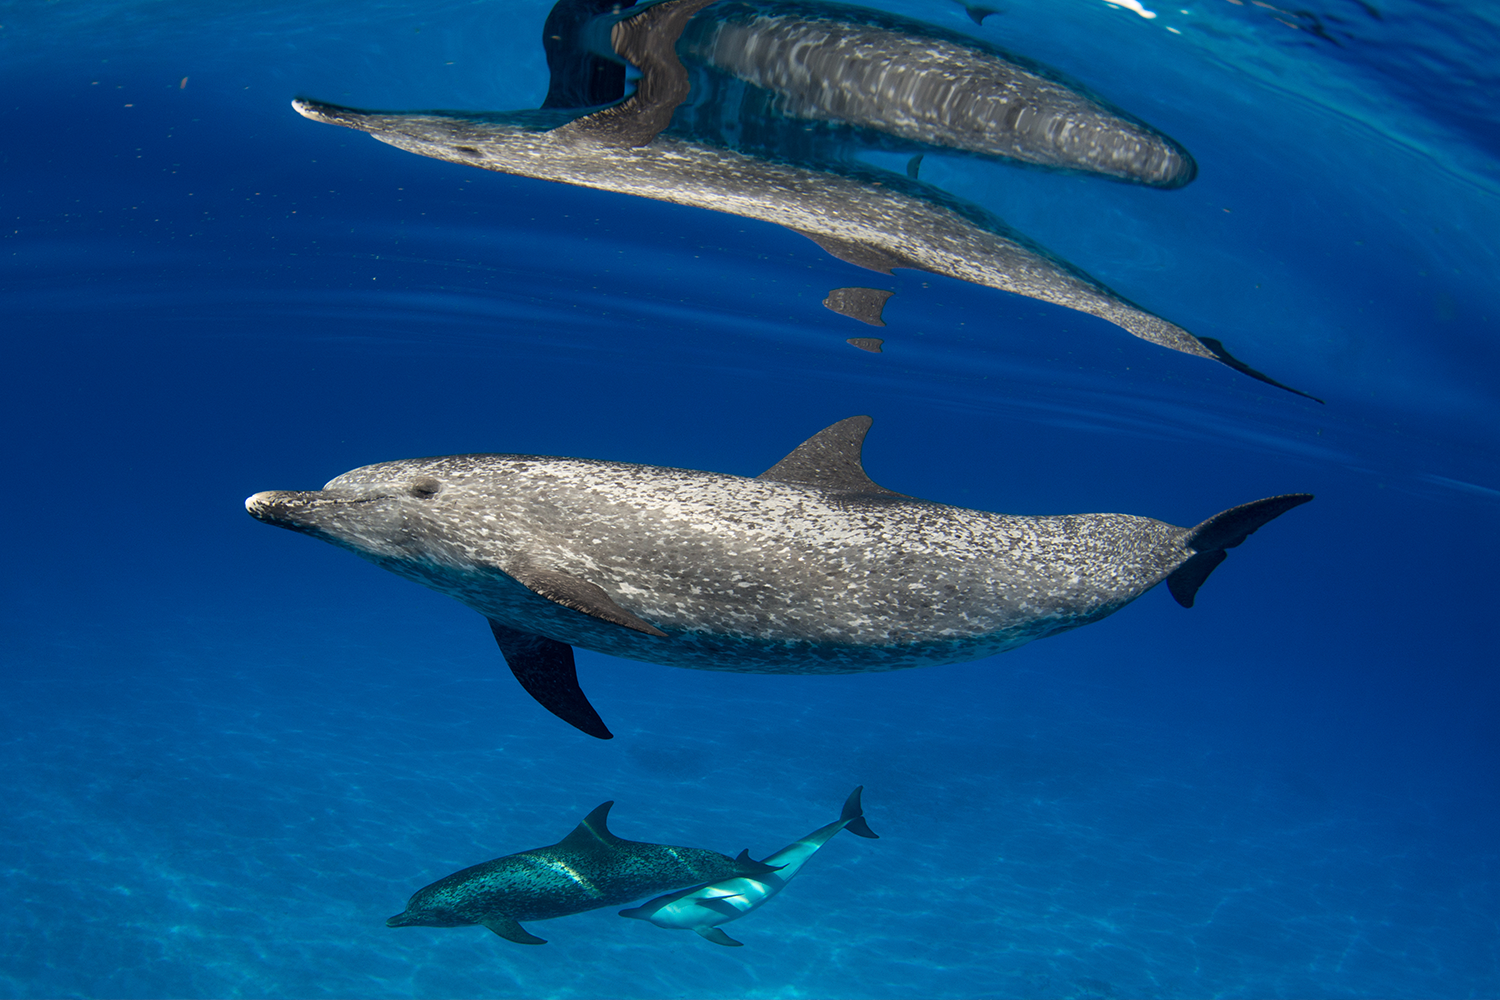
[{"left": 619, "top": 787, "right": 879, "bottom": 945}]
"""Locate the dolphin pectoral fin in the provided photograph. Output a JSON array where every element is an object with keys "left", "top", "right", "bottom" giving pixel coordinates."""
[
  {"left": 1197, "top": 336, "right": 1325, "bottom": 404},
  {"left": 792, "top": 229, "right": 917, "bottom": 276},
  {"left": 695, "top": 896, "right": 746, "bottom": 919},
  {"left": 695, "top": 925, "right": 745, "bottom": 947},
  {"left": 758, "top": 416, "right": 905, "bottom": 497},
  {"left": 512, "top": 566, "right": 668, "bottom": 637},
  {"left": 1167, "top": 493, "right": 1314, "bottom": 608},
  {"left": 482, "top": 915, "right": 547, "bottom": 945},
  {"left": 488, "top": 620, "right": 614, "bottom": 739}
]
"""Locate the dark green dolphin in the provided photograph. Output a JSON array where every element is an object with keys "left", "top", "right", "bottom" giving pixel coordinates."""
[{"left": 386, "top": 801, "right": 779, "bottom": 944}]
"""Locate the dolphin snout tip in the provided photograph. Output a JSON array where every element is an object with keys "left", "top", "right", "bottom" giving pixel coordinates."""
[{"left": 386, "top": 912, "right": 414, "bottom": 927}]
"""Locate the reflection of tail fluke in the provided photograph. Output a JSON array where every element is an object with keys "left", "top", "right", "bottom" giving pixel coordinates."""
[{"left": 1199, "top": 337, "right": 1325, "bottom": 404}]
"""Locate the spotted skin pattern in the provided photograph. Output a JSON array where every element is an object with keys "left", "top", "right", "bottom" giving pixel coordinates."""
[
  {"left": 246, "top": 417, "right": 1301, "bottom": 676},
  {"left": 386, "top": 802, "right": 777, "bottom": 944}
]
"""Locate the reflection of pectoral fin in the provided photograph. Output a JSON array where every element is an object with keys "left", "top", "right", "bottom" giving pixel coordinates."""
[
  {"left": 488, "top": 620, "right": 614, "bottom": 740},
  {"left": 824, "top": 287, "right": 894, "bottom": 327},
  {"left": 792, "top": 229, "right": 923, "bottom": 275},
  {"left": 513, "top": 565, "right": 668, "bottom": 636},
  {"left": 1198, "top": 336, "right": 1325, "bottom": 404},
  {"left": 552, "top": 0, "right": 720, "bottom": 148}
]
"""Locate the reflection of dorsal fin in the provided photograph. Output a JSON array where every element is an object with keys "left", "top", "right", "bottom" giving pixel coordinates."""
[
  {"left": 551, "top": 0, "right": 718, "bottom": 148},
  {"left": 757, "top": 416, "right": 902, "bottom": 496},
  {"left": 558, "top": 801, "right": 626, "bottom": 851}
]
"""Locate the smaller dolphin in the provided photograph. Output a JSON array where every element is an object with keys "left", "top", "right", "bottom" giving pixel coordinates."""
[
  {"left": 387, "top": 801, "right": 779, "bottom": 944},
  {"left": 620, "top": 787, "right": 878, "bottom": 946}
]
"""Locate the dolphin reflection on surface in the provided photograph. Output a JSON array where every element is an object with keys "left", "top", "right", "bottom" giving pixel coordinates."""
[{"left": 291, "top": 0, "right": 1318, "bottom": 400}]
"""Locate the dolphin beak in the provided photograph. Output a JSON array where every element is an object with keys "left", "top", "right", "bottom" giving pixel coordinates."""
[
  {"left": 386, "top": 911, "right": 415, "bottom": 927},
  {"left": 245, "top": 490, "right": 326, "bottom": 532}
]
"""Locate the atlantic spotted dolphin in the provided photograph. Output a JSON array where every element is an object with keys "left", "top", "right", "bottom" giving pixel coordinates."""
[
  {"left": 290, "top": 1, "right": 1315, "bottom": 399},
  {"left": 671, "top": 0, "right": 1197, "bottom": 187},
  {"left": 246, "top": 416, "right": 1313, "bottom": 738},
  {"left": 620, "top": 786, "right": 878, "bottom": 946},
  {"left": 386, "top": 801, "right": 778, "bottom": 944}
]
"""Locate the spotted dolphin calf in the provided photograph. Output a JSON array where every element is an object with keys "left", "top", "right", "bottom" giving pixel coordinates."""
[
  {"left": 386, "top": 801, "right": 779, "bottom": 944},
  {"left": 290, "top": 1, "right": 1315, "bottom": 399},
  {"left": 620, "top": 786, "right": 878, "bottom": 946},
  {"left": 246, "top": 416, "right": 1313, "bottom": 739}
]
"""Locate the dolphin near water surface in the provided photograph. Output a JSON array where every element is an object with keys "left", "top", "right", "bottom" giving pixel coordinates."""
[
  {"left": 289, "top": 0, "right": 1318, "bottom": 399},
  {"left": 246, "top": 416, "right": 1313, "bottom": 739}
]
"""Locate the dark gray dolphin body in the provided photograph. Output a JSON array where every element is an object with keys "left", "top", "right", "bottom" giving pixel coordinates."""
[
  {"left": 289, "top": 0, "right": 1316, "bottom": 399},
  {"left": 672, "top": 0, "right": 1197, "bottom": 187},
  {"left": 387, "top": 801, "right": 778, "bottom": 944},
  {"left": 246, "top": 416, "right": 1312, "bottom": 739}
]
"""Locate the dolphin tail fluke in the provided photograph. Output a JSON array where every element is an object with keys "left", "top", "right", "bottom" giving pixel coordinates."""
[
  {"left": 695, "top": 925, "right": 745, "bottom": 947},
  {"left": 1168, "top": 494, "right": 1314, "bottom": 608},
  {"left": 840, "top": 786, "right": 880, "bottom": 839}
]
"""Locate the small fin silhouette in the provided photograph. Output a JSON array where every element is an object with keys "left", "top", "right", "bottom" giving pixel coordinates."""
[
  {"left": 906, "top": 153, "right": 924, "bottom": 179},
  {"left": 847, "top": 337, "right": 885, "bottom": 353},
  {"left": 757, "top": 416, "right": 902, "bottom": 496},
  {"left": 733, "top": 848, "right": 784, "bottom": 876},
  {"left": 695, "top": 925, "right": 744, "bottom": 946},
  {"left": 511, "top": 565, "right": 667, "bottom": 637},
  {"left": 1168, "top": 494, "right": 1314, "bottom": 607},
  {"left": 824, "top": 287, "right": 893, "bottom": 327},
  {"left": 488, "top": 620, "right": 613, "bottom": 739},
  {"left": 483, "top": 914, "right": 547, "bottom": 945}
]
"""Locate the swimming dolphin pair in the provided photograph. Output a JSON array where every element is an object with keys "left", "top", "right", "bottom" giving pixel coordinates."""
[
  {"left": 621, "top": 786, "right": 878, "bottom": 945},
  {"left": 291, "top": 0, "right": 1317, "bottom": 399},
  {"left": 387, "top": 800, "right": 780, "bottom": 944},
  {"left": 246, "top": 415, "right": 1312, "bottom": 739}
]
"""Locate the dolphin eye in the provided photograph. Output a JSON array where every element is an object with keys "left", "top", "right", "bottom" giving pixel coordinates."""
[{"left": 408, "top": 477, "right": 442, "bottom": 498}]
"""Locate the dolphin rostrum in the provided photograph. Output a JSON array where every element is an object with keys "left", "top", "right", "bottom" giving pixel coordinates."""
[
  {"left": 386, "top": 800, "right": 780, "bottom": 945},
  {"left": 620, "top": 786, "right": 878, "bottom": 946},
  {"left": 289, "top": 0, "right": 1316, "bottom": 399},
  {"left": 246, "top": 416, "right": 1313, "bottom": 739}
]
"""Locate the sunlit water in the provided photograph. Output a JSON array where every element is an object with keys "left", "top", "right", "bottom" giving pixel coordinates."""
[{"left": 2, "top": 1, "right": 1496, "bottom": 997}]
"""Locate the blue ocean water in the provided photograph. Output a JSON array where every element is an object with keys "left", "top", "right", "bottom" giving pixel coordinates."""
[{"left": 2, "top": 0, "right": 1497, "bottom": 996}]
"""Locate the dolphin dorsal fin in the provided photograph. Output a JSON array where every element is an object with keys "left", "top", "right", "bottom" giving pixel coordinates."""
[
  {"left": 558, "top": 801, "right": 625, "bottom": 851},
  {"left": 549, "top": 0, "right": 718, "bottom": 149},
  {"left": 757, "top": 416, "right": 902, "bottom": 496}
]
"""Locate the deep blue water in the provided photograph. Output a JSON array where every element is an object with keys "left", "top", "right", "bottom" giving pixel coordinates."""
[{"left": 2, "top": 1, "right": 1497, "bottom": 997}]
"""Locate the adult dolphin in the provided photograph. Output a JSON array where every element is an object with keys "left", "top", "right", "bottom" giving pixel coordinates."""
[
  {"left": 246, "top": 416, "right": 1313, "bottom": 739},
  {"left": 387, "top": 800, "right": 779, "bottom": 944},
  {"left": 289, "top": 0, "right": 1317, "bottom": 400},
  {"left": 620, "top": 786, "right": 878, "bottom": 945}
]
